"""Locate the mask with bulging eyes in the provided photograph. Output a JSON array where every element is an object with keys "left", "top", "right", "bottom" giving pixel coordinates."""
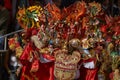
[{"left": 69, "top": 38, "right": 80, "bottom": 49}]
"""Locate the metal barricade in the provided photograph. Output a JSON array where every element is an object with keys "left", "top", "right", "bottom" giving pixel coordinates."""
[{"left": 0, "top": 29, "right": 23, "bottom": 79}]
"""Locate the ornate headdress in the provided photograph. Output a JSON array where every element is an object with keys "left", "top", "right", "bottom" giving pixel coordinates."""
[{"left": 17, "top": 5, "right": 43, "bottom": 29}]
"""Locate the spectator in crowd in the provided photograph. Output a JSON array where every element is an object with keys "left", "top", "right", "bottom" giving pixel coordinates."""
[
  {"left": 0, "top": 0, "right": 9, "bottom": 50},
  {"left": 0, "top": 0, "right": 10, "bottom": 80}
]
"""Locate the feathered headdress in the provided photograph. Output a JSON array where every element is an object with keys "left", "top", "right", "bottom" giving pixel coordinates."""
[{"left": 17, "top": 5, "right": 43, "bottom": 29}]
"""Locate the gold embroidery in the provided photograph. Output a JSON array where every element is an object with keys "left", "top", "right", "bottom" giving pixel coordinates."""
[{"left": 54, "top": 50, "right": 81, "bottom": 80}]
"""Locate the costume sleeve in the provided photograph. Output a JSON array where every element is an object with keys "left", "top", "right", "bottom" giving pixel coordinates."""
[{"left": 20, "top": 43, "right": 33, "bottom": 65}]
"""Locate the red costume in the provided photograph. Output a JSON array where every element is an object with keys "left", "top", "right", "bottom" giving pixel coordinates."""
[
  {"left": 79, "top": 58, "right": 98, "bottom": 80},
  {"left": 20, "top": 42, "right": 54, "bottom": 80}
]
